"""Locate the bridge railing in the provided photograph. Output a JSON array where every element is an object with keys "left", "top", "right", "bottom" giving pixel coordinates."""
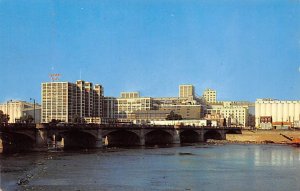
[{"left": 0, "top": 123, "right": 243, "bottom": 130}]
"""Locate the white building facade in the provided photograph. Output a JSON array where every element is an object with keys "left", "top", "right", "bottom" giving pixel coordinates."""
[
  {"left": 179, "top": 85, "right": 195, "bottom": 99},
  {"left": 0, "top": 100, "right": 41, "bottom": 123},
  {"left": 41, "top": 80, "right": 104, "bottom": 123},
  {"left": 255, "top": 99, "right": 300, "bottom": 128},
  {"left": 203, "top": 88, "right": 217, "bottom": 103},
  {"left": 115, "top": 92, "right": 153, "bottom": 121},
  {"left": 207, "top": 101, "right": 249, "bottom": 127}
]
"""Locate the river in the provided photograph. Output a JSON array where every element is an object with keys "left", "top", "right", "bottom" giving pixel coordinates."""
[{"left": 1, "top": 144, "right": 300, "bottom": 191}]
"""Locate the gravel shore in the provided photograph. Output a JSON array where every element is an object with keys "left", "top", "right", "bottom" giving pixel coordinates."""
[{"left": 226, "top": 130, "right": 300, "bottom": 144}]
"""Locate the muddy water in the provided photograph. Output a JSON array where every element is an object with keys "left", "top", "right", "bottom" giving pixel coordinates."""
[{"left": 1, "top": 144, "right": 300, "bottom": 191}]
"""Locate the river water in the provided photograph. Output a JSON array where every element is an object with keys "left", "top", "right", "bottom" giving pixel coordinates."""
[{"left": 1, "top": 144, "right": 300, "bottom": 191}]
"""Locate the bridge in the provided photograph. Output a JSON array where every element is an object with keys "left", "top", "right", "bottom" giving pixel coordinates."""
[{"left": 0, "top": 123, "right": 241, "bottom": 153}]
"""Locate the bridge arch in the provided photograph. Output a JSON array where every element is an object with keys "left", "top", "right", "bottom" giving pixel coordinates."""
[
  {"left": 145, "top": 129, "right": 173, "bottom": 145},
  {"left": 1, "top": 132, "right": 35, "bottom": 153},
  {"left": 180, "top": 130, "right": 200, "bottom": 143},
  {"left": 104, "top": 130, "right": 141, "bottom": 147},
  {"left": 204, "top": 130, "right": 223, "bottom": 141},
  {"left": 60, "top": 130, "right": 98, "bottom": 149}
]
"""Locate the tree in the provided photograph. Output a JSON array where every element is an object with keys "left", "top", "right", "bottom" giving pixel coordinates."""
[
  {"left": 166, "top": 111, "right": 183, "bottom": 120},
  {"left": 0, "top": 110, "right": 9, "bottom": 124}
]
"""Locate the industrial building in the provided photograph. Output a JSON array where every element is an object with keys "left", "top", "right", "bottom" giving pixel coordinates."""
[{"left": 255, "top": 99, "right": 300, "bottom": 129}]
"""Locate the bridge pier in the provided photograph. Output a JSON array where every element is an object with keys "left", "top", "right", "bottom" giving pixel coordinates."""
[
  {"left": 139, "top": 129, "right": 145, "bottom": 146},
  {"left": 34, "top": 129, "right": 48, "bottom": 151},
  {"left": 220, "top": 130, "right": 226, "bottom": 140},
  {"left": 0, "top": 136, "right": 3, "bottom": 153},
  {"left": 200, "top": 130, "right": 205, "bottom": 142},
  {"left": 173, "top": 129, "right": 180, "bottom": 144},
  {"left": 95, "top": 129, "right": 103, "bottom": 148}
]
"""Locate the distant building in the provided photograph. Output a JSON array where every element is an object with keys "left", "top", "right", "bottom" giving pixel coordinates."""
[
  {"left": 149, "top": 119, "right": 211, "bottom": 126},
  {"left": 120, "top": 92, "right": 140, "bottom": 99},
  {"left": 255, "top": 99, "right": 300, "bottom": 129},
  {"left": 159, "top": 105, "right": 201, "bottom": 120},
  {"left": 0, "top": 100, "right": 41, "bottom": 123},
  {"left": 128, "top": 110, "right": 170, "bottom": 123},
  {"left": 179, "top": 85, "right": 195, "bottom": 99},
  {"left": 203, "top": 88, "right": 217, "bottom": 103},
  {"left": 128, "top": 104, "right": 202, "bottom": 124},
  {"left": 114, "top": 92, "right": 153, "bottom": 122},
  {"left": 153, "top": 96, "right": 197, "bottom": 106},
  {"left": 41, "top": 80, "right": 104, "bottom": 123},
  {"left": 112, "top": 86, "right": 201, "bottom": 123},
  {"left": 103, "top": 97, "right": 116, "bottom": 120},
  {"left": 207, "top": 101, "right": 249, "bottom": 127}
]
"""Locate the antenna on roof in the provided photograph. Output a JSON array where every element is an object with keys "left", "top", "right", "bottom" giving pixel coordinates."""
[
  {"left": 80, "top": 69, "right": 82, "bottom": 80},
  {"left": 49, "top": 73, "right": 61, "bottom": 82},
  {"left": 49, "top": 66, "right": 61, "bottom": 82}
]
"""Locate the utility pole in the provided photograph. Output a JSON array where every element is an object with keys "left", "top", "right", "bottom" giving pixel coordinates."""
[{"left": 6, "top": 100, "right": 12, "bottom": 123}]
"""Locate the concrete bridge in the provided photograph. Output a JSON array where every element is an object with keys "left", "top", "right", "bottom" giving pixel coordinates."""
[{"left": 0, "top": 123, "right": 241, "bottom": 153}]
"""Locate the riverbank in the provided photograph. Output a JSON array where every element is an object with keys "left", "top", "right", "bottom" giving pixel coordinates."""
[{"left": 226, "top": 130, "right": 300, "bottom": 144}]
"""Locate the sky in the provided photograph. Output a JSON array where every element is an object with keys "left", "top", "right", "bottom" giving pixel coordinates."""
[{"left": 0, "top": 0, "right": 300, "bottom": 103}]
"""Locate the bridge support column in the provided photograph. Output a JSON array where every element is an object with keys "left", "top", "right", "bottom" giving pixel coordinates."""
[
  {"left": 95, "top": 129, "right": 103, "bottom": 148},
  {"left": 140, "top": 129, "right": 145, "bottom": 146},
  {"left": 0, "top": 136, "right": 3, "bottom": 154},
  {"left": 173, "top": 129, "right": 180, "bottom": 144},
  {"left": 220, "top": 130, "right": 226, "bottom": 140},
  {"left": 35, "top": 129, "right": 48, "bottom": 151},
  {"left": 200, "top": 129, "right": 204, "bottom": 142}
]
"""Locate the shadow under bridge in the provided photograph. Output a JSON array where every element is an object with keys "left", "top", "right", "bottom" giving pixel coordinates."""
[
  {"left": 103, "top": 130, "right": 141, "bottom": 147},
  {"left": 1, "top": 132, "right": 35, "bottom": 153},
  {"left": 180, "top": 129, "right": 201, "bottom": 143},
  {"left": 145, "top": 129, "right": 173, "bottom": 146},
  {"left": 59, "top": 130, "right": 99, "bottom": 149}
]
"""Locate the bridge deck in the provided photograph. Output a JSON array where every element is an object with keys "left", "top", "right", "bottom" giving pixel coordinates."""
[{"left": 0, "top": 123, "right": 242, "bottom": 131}]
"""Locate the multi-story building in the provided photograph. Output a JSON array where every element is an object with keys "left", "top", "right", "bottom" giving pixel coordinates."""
[
  {"left": 179, "top": 85, "right": 195, "bottom": 99},
  {"left": 120, "top": 92, "right": 140, "bottom": 99},
  {"left": 128, "top": 110, "right": 170, "bottom": 123},
  {"left": 203, "top": 88, "right": 217, "bottom": 103},
  {"left": 128, "top": 104, "right": 202, "bottom": 124},
  {"left": 153, "top": 97, "right": 197, "bottom": 108},
  {"left": 41, "top": 80, "right": 104, "bottom": 123},
  {"left": 114, "top": 92, "right": 153, "bottom": 121},
  {"left": 115, "top": 85, "right": 201, "bottom": 123},
  {"left": 159, "top": 105, "right": 201, "bottom": 120},
  {"left": 0, "top": 100, "right": 41, "bottom": 123},
  {"left": 207, "top": 101, "right": 249, "bottom": 127},
  {"left": 255, "top": 99, "right": 300, "bottom": 129},
  {"left": 103, "top": 97, "right": 116, "bottom": 121}
]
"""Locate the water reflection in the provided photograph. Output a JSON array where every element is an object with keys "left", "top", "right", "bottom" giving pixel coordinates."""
[{"left": 254, "top": 146, "right": 300, "bottom": 166}]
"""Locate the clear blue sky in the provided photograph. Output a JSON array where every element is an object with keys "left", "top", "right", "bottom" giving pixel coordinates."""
[{"left": 1, "top": 0, "right": 300, "bottom": 103}]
